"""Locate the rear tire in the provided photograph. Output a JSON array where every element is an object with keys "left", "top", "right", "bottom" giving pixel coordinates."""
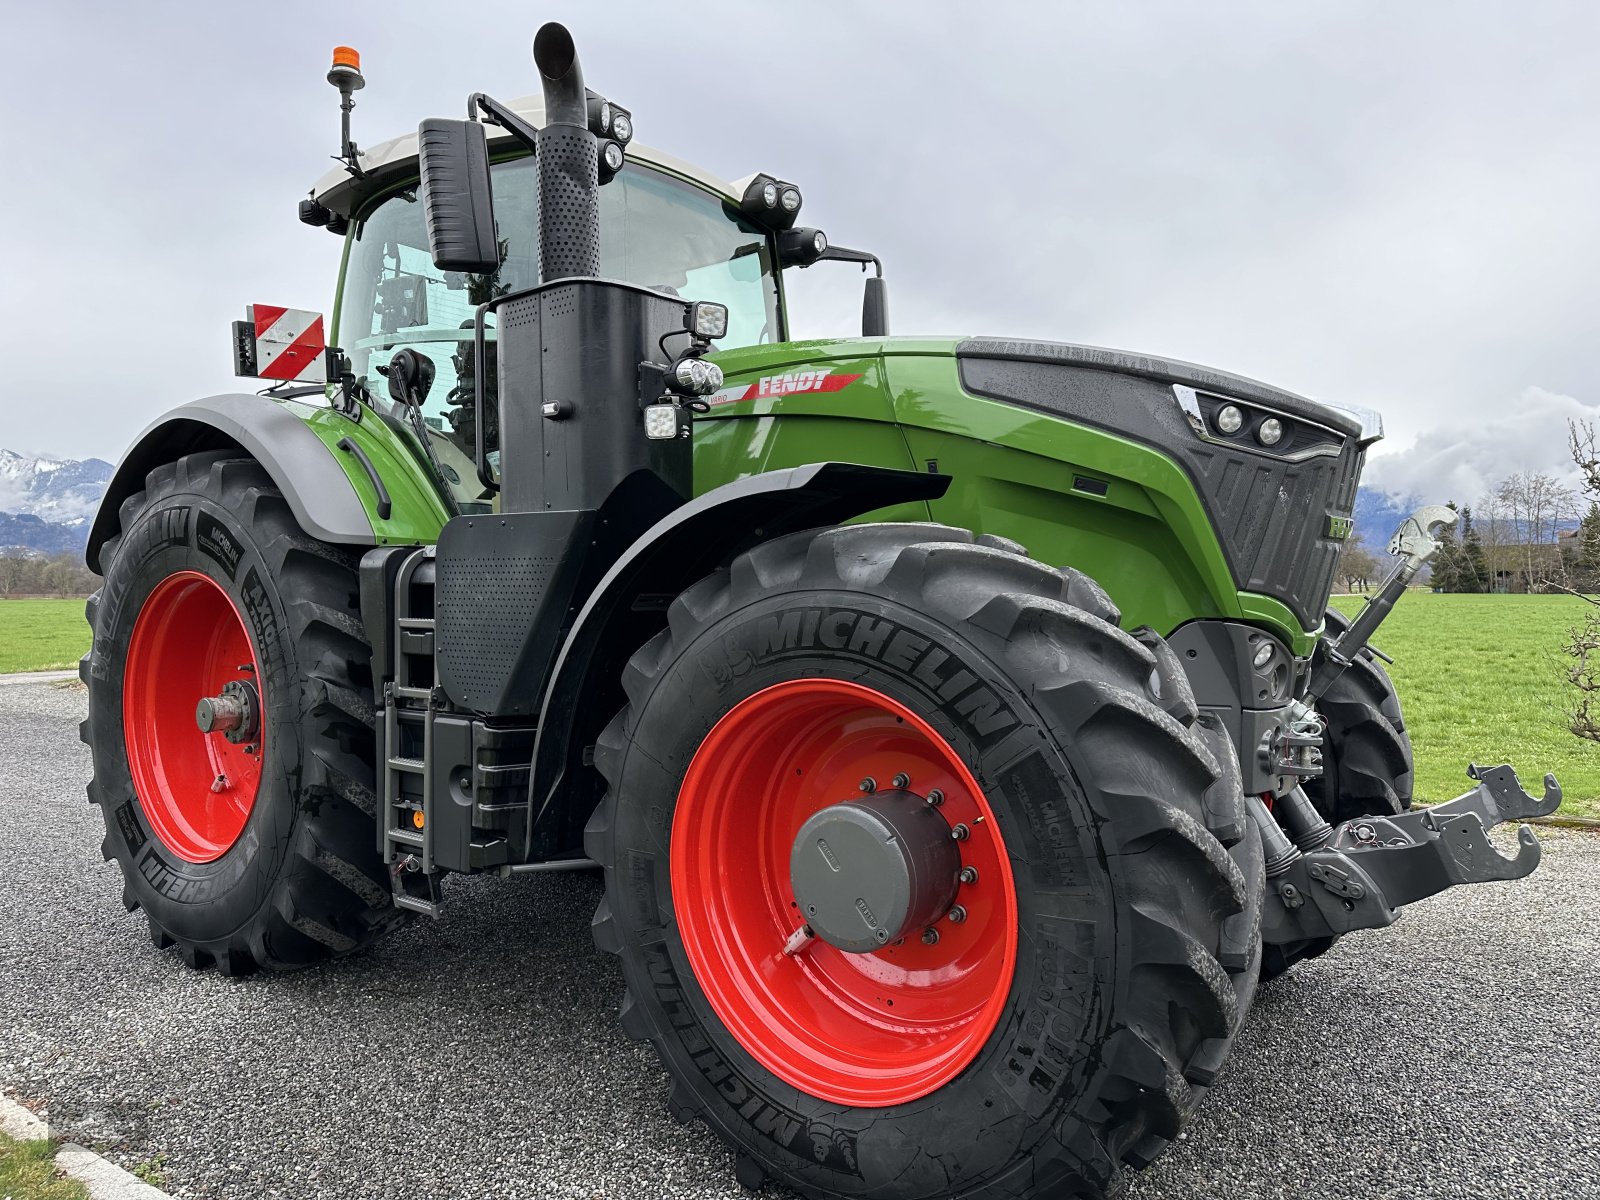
[
  {"left": 81, "top": 452, "right": 401, "bottom": 972},
  {"left": 586, "top": 524, "right": 1263, "bottom": 1199}
]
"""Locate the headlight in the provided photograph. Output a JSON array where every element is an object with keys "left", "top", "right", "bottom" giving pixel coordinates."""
[
  {"left": 1215, "top": 405, "right": 1243, "bottom": 435},
  {"left": 643, "top": 403, "right": 679, "bottom": 440},
  {"left": 1258, "top": 417, "right": 1284, "bottom": 446},
  {"left": 1252, "top": 641, "right": 1274, "bottom": 669}
]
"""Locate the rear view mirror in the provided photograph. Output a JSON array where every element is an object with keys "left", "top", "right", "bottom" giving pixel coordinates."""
[
  {"left": 418, "top": 118, "right": 500, "bottom": 273},
  {"left": 863, "top": 276, "right": 889, "bottom": 338}
]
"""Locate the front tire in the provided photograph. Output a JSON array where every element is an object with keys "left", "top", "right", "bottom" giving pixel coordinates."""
[
  {"left": 586, "top": 524, "right": 1263, "bottom": 1199},
  {"left": 81, "top": 452, "right": 400, "bottom": 972},
  {"left": 1304, "top": 607, "right": 1414, "bottom": 825}
]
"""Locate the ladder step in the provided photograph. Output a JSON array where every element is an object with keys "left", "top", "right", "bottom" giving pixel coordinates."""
[
  {"left": 388, "top": 756, "right": 425, "bottom": 773},
  {"left": 391, "top": 893, "right": 441, "bottom": 917},
  {"left": 392, "top": 685, "right": 432, "bottom": 702},
  {"left": 388, "top": 828, "right": 425, "bottom": 847},
  {"left": 397, "top": 617, "right": 436, "bottom": 629}
]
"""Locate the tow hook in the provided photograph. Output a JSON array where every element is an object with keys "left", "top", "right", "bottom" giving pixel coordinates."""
[{"left": 1261, "top": 763, "right": 1562, "bottom": 944}]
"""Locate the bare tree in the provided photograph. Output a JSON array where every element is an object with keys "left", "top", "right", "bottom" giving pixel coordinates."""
[
  {"left": 1496, "top": 471, "right": 1578, "bottom": 590},
  {"left": 1335, "top": 535, "right": 1378, "bottom": 593},
  {"left": 1561, "top": 418, "right": 1600, "bottom": 743}
]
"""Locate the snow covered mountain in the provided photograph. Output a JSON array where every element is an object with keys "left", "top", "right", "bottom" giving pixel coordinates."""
[{"left": 0, "top": 449, "right": 114, "bottom": 554}]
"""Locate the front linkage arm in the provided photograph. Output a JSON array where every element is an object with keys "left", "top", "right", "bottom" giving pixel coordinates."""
[{"left": 1260, "top": 765, "right": 1563, "bottom": 944}]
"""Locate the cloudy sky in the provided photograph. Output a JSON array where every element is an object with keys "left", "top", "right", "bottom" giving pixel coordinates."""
[{"left": 2, "top": 1, "right": 1595, "bottom": 504}]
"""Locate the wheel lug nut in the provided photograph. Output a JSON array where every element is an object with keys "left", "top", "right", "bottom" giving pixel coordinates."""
[
  {"left": 921, "top": 928, "right": 940, "bottom": 946},
  {"left": 859, "top": 777, "right": 876, "bottom": 794},
  {"left": 948, "top": 905, "right": 968, "bottom": 924},
  {"left": 926, "top": 788, "right": 944, "bottom": 807},
  {"left": 951, "top": 823, "right": 970, "bottom": 841},
  {"left": 959, "top": 866, "right": 979, "bottom": 885},
  {"left": 892, "top": 772, "right": 910, "bottom": 789}
]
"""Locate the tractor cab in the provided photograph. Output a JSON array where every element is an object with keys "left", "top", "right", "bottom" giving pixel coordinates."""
[{"left": 298, "top": 79, "right": 875, "bottom": 511}]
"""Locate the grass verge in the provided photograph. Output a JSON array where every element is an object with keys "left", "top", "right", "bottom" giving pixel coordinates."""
[{"left": 0, "top": 1130, "right": 88, "bottom": 1200}]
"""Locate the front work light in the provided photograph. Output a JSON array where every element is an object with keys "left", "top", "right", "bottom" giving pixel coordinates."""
[
  {"left": 737, "top": 173, "right": 803, "bottom": 230},
  {"left": 598, "top": 139, "right": 626, "bottom": 183},
  {"left": 777, "top": 227, "right": 828, "bottom": 267},
  {"left": 1215, "top": 405, "right": 1243, "bottom": 435},
  {"left": 644, "top": 403, "right": 680, "bottom": 440},
  {"left": 670, "top": 357, "right": 724, "bottom": 394},
  {"left": 688, "top": 301, "right": 729, "bottom": 341},
  {"left": 1257, "top": 417, "right": 1284, "bottom": 446}
]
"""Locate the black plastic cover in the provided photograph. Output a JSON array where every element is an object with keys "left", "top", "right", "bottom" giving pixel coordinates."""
[
  {"left": 418, "top": 118, "right": 499, "bottom": 274},
  {"left": 956, "top": 339, "right": 1363, "bottom": 630}
]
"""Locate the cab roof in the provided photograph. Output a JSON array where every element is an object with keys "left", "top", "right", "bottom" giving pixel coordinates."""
[{"left": 311, "top": 96, "right": 744, "bottom": 218}]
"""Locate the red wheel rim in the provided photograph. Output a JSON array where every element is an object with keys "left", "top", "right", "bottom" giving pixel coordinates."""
[
  {"left": 671, "top": 679, "right": 1019, "bottom": 1107},
  {"left": 123, "top": 571, "right": 265, "bottom": 863}
]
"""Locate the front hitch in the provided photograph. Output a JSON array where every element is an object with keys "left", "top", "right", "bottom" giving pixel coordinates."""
[
  {"left": 1260, "top": 764, "right": 1562, "bottom": 944},
  {"left": 1310, "top": 503, "right": 1458, "bottom": 699}
]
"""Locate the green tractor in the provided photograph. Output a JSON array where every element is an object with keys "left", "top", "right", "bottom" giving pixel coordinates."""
[{"left": 81, "top": 26, "right": 1561, "bottom": 1198}]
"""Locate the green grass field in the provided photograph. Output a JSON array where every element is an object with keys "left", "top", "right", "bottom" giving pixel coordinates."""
[
  {"left": 1331, "top": 593, "right": 1598, "bottom": 820},
  {"left": 0, "top": 598, "right": 90, "bottom": 674},
  {"left": 2, "top": 593, "right": 1594, "bottom": 817}
]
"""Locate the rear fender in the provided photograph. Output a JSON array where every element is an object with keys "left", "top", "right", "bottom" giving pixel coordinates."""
[
  {"left": 525, "top": 461, "right": 949, "bottom": 858},
  {"left": 87, "top": 395, "right": 444, "bottom": 573}
]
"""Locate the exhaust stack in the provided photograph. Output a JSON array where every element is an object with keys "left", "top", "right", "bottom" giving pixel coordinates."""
[{"left": 532, "top": 23, "right": 600, "bottom": 281}]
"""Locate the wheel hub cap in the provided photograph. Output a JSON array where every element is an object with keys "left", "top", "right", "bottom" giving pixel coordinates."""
[
  {"left": 195, "top": 679, "right": 260, "bottom": 743},
  {"left": 790, "top": 791, "right": 960, "bottom": 952}
]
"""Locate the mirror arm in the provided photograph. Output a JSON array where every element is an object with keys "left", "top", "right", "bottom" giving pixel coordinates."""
[
  {"left": 816, "top": 245, "right": 882, "bottom": 277},
  {"left": 467, "top": 92, "right": 541, "bottom": 156}
]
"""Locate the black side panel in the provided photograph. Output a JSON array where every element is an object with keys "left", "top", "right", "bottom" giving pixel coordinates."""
[
  {"left": 526, "top": 462, "right": 951, "bottom": 858},
  {"left": 86, "top": 396, "right": 375, "bottom": 574},
  {"left": 435, "top": 509, "right": 591, "bottom": 715},
  {"left": 496, "top": 279, "right": 692, "bottom": 514},
  {"left": 957, "top": 343, "right": 1362, "bottom": 630}
]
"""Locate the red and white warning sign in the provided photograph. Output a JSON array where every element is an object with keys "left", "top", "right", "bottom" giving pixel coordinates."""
[{"left": 232, "top": 304, "right": 327, "bottom": 383}]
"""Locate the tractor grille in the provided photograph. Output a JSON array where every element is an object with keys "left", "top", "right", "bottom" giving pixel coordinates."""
[{"left": 956, "top": 339, "right": 1364, "bottom": 630}]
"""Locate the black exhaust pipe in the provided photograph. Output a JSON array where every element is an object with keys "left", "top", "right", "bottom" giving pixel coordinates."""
[{"left": 532, "top": 22, "right": 600, "bottom": 280}]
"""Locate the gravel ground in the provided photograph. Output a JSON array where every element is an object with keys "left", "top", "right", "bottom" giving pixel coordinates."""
[{"left": 2, "top": 676, "right": 1597, "bottom": 1199}]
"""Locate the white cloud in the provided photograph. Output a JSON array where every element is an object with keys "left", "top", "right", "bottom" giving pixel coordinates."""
[{"left": 1362, "top": 387, "right": 1598, "bottom": 504}]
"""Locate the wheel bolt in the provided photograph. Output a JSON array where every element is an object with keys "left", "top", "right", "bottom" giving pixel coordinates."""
[
  {"left": 948, "top": 905, "right": 968, "bottom": 924},
  {"left": 959, "top": 866, "right": 979, "bottom": 885},
  {"left": 892, "top": 772, "right": 910, "bottom": 789},
  {"left": 926, "top": 788, "right": 944, "bottom": 807},
  {"left": 859, "top": 777, "right": 877, "bottom": 794},
  {"left": 951, "top": 823, "right": 971, "bottom": 841},
  {"left": 921, "top": 928, "right": 940, "bottom": 946}
]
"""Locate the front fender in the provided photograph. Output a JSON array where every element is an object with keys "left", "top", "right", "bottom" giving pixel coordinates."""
[{"left": 525, "top": 461, "right": 950, "bottom": 858}]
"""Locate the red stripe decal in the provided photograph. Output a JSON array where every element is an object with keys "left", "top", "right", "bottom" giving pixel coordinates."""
[
  {"left": 708, "top": 371, "right": 864, "bottom": 408},
  {"left": 259, "top": 316, "right": 326, "bottom": 380}
]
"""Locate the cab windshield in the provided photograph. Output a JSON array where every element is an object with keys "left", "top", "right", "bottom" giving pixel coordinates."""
[{"left": 338, "top": 158, "right": 779, "bottom": 505}]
